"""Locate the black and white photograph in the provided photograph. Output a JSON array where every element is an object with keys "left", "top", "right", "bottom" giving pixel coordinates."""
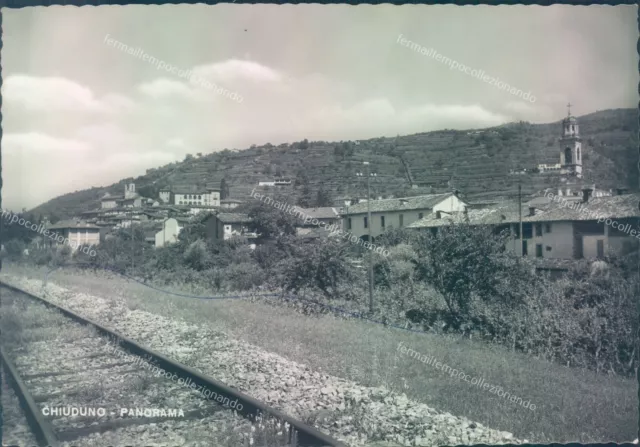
[{"left": 0, "top": 3, "right": 638, "bottom": 446}]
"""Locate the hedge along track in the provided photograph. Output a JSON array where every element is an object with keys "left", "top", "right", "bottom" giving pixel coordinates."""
[{"left": 0, "top": 281, "right": 346, "bottom": 447}]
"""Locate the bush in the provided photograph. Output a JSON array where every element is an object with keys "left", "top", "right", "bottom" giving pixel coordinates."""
[
  {"left": 5, "top": 239, "right": 26, "bottom": 261},
  {"left": 183, "top": 239, "right": 209, "bottom": 271},
  {"left": 275, "top": 236, "right": 355, "bottom": 300},
  {"left": 30, "top": 248, "right": 54, "bottom": 266},
  {"left": 52, "top": 245, "right": 72, "bottom": 267},
  {"left": 412, "top": 224, "right": 539, "bottom": 329},
  {"left": 223, "top": 262, "right": 264, "bottom": 291}
]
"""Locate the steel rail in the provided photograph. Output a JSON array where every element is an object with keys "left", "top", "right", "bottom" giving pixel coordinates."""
[
  {"left": 1, "top": 346, "right": 60, "bottom": 447},
  {"left": 0, "top": 281, "right": 346, "bottom": 447}
]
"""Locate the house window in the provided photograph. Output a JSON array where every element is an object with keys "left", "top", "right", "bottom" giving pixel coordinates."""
[
  {"left": 364, "top": 216, "right": 368, "bottom": 229},
  {"left": 522, "top": 240, "right": 528, "bottom": 256},
  {"left": 399, "top": 214, "right": 404, "bottom": 227},
  {"left": 535, "top": 223, "right": 543, "bottom": 237},
  {"left": 347, "top": 218, "right": 352, "bottom": 230},
  {"left": 577, "top": 147, "right": 580, "bottom": 161},
  {"left": 597, "top": 240, "right": 604, "bottom": 258},
  {"left": 381, "top": 216, "right": 385, "bottom": 228},
  {"left": 430, "top": 227, "right": 437, "bottom": 237},
  {"left": 545, "top": 223, "right": 552, "bottom": 233},
  {"left": 418, "top": 212, "right": 424, "bottom": 219},
  {"left": 522, "top": 223, "right": 533, "bottom": 239},
  {"left": 546, "top": 246, "right": 552, "bottom": 252},
  {"left": 536, "top": 244, "right": 543, "bottom": 258}
]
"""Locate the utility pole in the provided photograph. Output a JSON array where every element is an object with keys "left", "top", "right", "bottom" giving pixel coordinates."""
[
  {"left": 364, "top": 162, "right": 374, "bottom": 315},
  {"left": 518, "top": 183, "right": 523, "bottom": 256},
  {"left": 357, "top": 163, "right": 376, "bottom": 314}
]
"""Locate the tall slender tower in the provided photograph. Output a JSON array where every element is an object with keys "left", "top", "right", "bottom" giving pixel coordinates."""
[{"left": 559, "top": 102, "right": 583, "bottom": 178}]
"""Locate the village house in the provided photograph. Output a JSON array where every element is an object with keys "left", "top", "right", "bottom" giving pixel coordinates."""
[
  {"left": 204, "top": 213, "right": 255, "bottom": 243},
  {"left": 172, "top": 187, "right": 220, "bottom": 207},
  {"left": 158, "top": 188, "right": 172, "bottom": 204},
  {"left": 45, "top": 220, "right": 101, "bottom": 250},
  {"left": 101, "top": 183, "right": 143, "bottom": 209},
  {"left": 340, "top": 192, "right": 468, "bottom": 242},
  {"left": 154, "top": 217, "right": 183, "bottom": 248},
  {"left": 293, "top": 206, "right": 341, "bottom": 236},
  {"left": 408, "top": 189, "right": 640, "bottom": 260}
]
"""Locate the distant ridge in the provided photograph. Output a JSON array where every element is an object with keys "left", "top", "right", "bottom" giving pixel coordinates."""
[{"left": 29, "top": 108, "right": 638, "bottom": 219}]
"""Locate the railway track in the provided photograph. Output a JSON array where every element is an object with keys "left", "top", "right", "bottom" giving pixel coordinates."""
[{"left": 0, "top": 281, "right": 346, "bottom": 447}]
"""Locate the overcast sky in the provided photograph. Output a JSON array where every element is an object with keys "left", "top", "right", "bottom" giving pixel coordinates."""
[{"left": 2, "top": 4, "right": 637, "bottom": 210}]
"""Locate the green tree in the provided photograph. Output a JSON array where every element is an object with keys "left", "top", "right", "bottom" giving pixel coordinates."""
[
  {"left": 220, "top": 178, "right": 230, "bottom": 200},
  {"left": 247, "top": 198, "right": 299, "bottom": 239},
  {"left": 315, "top": 186, "right": 332, "bottom": 207},
  {"left": 275, "top": 236, "right": 354, "bottom": 300},
  {"left": 298, "top": 184, "right": 313, "bottom": 208},
  {"left": 412, "top": 224, "right": 537, "bottom": 327},
  {"left": 183, "top": 239, "right": 209, "bottom": 271}
]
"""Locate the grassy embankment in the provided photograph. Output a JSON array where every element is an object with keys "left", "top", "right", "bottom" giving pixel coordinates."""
[{"left": 2, "top": 264, "right": 636, "bottom": 443}]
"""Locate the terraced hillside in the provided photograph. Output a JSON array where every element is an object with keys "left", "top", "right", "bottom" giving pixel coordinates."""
[{"left": 28, "top": 109, "right": 638, "bottom": 219}]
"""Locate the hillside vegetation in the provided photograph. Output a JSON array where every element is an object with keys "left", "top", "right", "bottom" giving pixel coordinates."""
[{"left": 29, "top": 108, "right": 638, "bottom": 218}]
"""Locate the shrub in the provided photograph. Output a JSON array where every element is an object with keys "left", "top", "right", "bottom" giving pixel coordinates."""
[
  {"left": 30, "top": 248, "right": 54, "bottom": 266},
  {"left": 52, "top": 245, "right": 72, "bottom": 267},
  {"left": 5, "top": 239, "right": 26, "bottom": 261},
  {"left": 223, "top": 262, "right": 264, "bottom": 291},
  {"left": 275, "top": 236, "right": 355, "bottom": 300},
  {"left": 183, "top": 239, "right": 209, "bottom": 271},
  {"left": 412, "top": 224, "right": 539, "bottom": 329}
]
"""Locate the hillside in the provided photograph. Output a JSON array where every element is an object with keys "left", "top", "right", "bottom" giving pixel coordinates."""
[{"left": 29, "top": 108, "right": 638, "bottom": 218}]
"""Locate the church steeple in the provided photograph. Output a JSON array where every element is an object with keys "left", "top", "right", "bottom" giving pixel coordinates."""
[{"left": 559, "top": 102, "right": 582, "bottom": 178}]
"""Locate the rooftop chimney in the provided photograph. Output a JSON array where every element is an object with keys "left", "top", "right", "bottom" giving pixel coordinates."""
[
  {"left": 436, "top": 211, "right": 442, "bottom": 219},
  {"left": 582, "top": 188, "right": 593, "bottom": 203},
  {"left": 528, "top": 206, "right": 536, "bottom": 216}
]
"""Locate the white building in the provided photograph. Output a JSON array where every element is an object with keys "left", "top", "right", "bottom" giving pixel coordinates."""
[
  {"left": 155, "top": 218, "right": 182, "bottom": 248},
  {"left": 173, "top": 188, "right": 220, "bottom": 207},
  {"left": 340, "top": 192, "right": 468, "bottom": 241}
]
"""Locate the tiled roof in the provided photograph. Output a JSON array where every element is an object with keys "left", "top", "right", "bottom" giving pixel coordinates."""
[
  {"left": 101, "top": 195, "right": 124, "bottom": 201},
  {"left": 217, "top": 213, "right": 252, "bottom": 224},
  {"left": 293, "top": 207, "right": 340, "bottom": 220},
  {"left": 221, "top": 199, "right": 243, "bottom": 203},
  {"left": 526, "top": 192, "right": 640, "bottom": 222},
  {"left": 342, "top": 193, "right": 455, "bottom": 215},
  {"left": 407, "top": 201, "right": 526, "bottom": 228},
  {"left": 408, "top": 193, "right": 640, "bottom": 228},
  {"left": 47, "top": 220, "right": 101, "bottom": 230}
]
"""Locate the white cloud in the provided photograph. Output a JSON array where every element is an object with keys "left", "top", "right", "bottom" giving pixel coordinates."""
[
  {"left": 3, "top": 75, "right": 135, "bottom": 114},
  {"left": 138, "top": 78, "right": 199, "bottom": 101},
  {"left": 192, "top": 59, "right": 282, "bottom": 83},
  {"left": 3, "top": 132, "right": 92, "bottom": 154},
  {"left": 308, "top": 99, "right": 508, "bottom": 137}
]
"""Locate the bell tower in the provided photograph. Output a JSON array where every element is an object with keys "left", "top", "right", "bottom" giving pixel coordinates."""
[{"left": 559, "top": 102, "right": 582, "bottom": 178}]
